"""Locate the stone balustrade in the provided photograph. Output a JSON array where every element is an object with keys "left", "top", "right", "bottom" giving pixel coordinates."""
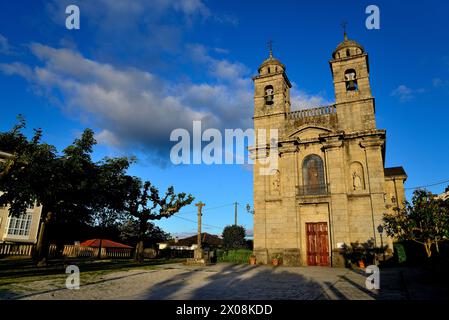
[{"left": 288, "top": 104, "right": 336, "bottom": 120}]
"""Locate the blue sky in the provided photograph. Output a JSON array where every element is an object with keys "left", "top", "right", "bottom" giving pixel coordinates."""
[{"left": 1, "top": 0, "right": 449, "bottom": 238}]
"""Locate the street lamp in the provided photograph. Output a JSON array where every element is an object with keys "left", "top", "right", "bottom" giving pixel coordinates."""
[
  {"left": 377, "top": 224, "right": 385, "bottom": 263},
  {"left": 246, "top": 204, "right": 254, "bottom": 215}
]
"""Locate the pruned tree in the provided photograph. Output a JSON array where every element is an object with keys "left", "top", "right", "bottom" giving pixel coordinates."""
[
  {"left": 123, "top": 177, "right": 194, "bottom": 262},
  {"left": 383, "top": 189, "right": 449, "bottom": 258},
  {"left": 119, "top": 219, "right": 171, "bottom": 248}
]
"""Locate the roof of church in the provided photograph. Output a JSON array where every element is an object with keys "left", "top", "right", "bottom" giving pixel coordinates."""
[
  {"left": 258, "top": 50, "right": 285, "bottom": 73},
  {"left": 332, "top": 32, "right": 365, "bottom": 58},
  {"left": 384, "top": 166, "right": 407, "bottom": 178}
]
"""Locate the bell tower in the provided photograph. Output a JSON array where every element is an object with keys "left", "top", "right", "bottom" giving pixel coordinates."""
[
  {"left": 253, "top": 44, "right": 292, "bottom": 132},
  {"left": 330, "top": 32, "right": 376, "bottom": 131}
]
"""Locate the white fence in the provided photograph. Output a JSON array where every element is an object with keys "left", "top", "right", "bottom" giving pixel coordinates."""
[
  {"left": 0, "top": 243, "right": 34, "bottom": 256},
  {"left": 0, "top": 243, "right": 134, "bottom": 259}
]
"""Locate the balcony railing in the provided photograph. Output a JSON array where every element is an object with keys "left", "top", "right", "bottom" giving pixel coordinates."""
[
  {"left": 297, "top": 184, "right": 330, "bottom": 196},
  {"left": 288, "top": 104, "right": 336, "bottom": 120}
]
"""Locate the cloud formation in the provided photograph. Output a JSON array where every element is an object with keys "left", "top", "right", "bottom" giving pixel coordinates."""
[
  {"left": 1, "top": 2, "right": 329, "bottom": 166},
  {"left": 390, "top": 85, "right": 425, "bottom": 103},
  {"left": 0, "top": 34, "right": 15, "bottom": 55},
  {"left": 1, "top": 42, "right": 330, "bottom": 164}
]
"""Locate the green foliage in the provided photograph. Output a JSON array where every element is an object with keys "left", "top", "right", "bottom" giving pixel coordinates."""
[
  {"left": 393, "top": 243, "right": 407, "bottom": 264},
  {"left": 222, "top": 225, "right": 246, "bottom": 250},
  {"left": 217, "top": 249, "right": 253, "bottom": 264},
  {"left": 383, "top": 189, "right": 449, "bottom": 258},
  {"left": 0, "top": 117, "right": 193, "bottom": 264},
  {"left": 119, "top": 219, "right": 171, "bottom": 247},
  {"left": 0, "top": 118, "right": 132, "bottom": 221},
  {"left": 0, "top": 117, "right": 130, "bottom": 262},
  {"left": 341, "top": 240, "right": 383, "bottom": 266}
]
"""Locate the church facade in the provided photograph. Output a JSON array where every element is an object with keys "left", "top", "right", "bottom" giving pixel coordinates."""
[{"left": 251, "top": 34, "right": 407, "bottom": 267}]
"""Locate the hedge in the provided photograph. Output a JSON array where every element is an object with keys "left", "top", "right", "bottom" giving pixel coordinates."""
[{"left": 217, "top": 249, "right": 252, "bottom": 264}]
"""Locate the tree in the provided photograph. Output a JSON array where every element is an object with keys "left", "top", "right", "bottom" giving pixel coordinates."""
[
  {"left": 0, "top": 118, "right": 132, "bottom": 265},
  {"left": 383, "top": 189, "right": 449, "bottom": 258},
  {"left": 119, "top": 219, "right": 171, "bottom": 248},
  {"left": 222, "top": 225, "right": 246, "bottom": 250},
  {"left": 122, "top": 177, "right": 194, "bottom": 262}
]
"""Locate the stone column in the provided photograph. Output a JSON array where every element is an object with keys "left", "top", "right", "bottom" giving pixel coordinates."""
[
  {"left": 322, "top": 135, "right": 348, "bottom": 267},
  {"left": 278, "top": 140, "right": 300, "bottom": 266},
  {"left": 360, "top": 136, "right": 386, "bottom": 248},
  {"left": 194, "top": 202, "right": 205, "bottom": 260}
]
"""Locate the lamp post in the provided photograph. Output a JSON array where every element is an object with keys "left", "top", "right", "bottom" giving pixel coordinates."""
[{"left": 377, "top": 225, "right": 385, "bottom": 263}]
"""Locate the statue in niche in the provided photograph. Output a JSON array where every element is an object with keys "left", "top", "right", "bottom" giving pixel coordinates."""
[
  {"left": 271, "top": 170, "right": 280, "bottom": 194},
  {"left": 352, "top": 172, "right": 362, "bottom": 191}
]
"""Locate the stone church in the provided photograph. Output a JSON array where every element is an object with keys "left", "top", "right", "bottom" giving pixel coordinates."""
[{"left": 251, "top": 33, "right": 407, "bottom": 267}]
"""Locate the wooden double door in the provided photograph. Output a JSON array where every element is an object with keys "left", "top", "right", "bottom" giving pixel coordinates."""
[{"left": 306, "top": 222, "right": 330, "bottom": 266}]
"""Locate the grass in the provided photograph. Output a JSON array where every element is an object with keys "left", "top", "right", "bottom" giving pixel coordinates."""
[{"left": 0, "top": 256, "right": 184, "bottom": 287}]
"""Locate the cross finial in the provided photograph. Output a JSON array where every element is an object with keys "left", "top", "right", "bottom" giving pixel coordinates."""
[
  {"left": 267, "top": 40, "right": 273, "bottom": 58},
  {"left": 195, "top": 201, "right": 205, "bottom": 208},
  {"left": 341, "top": 21, "right": 348, "bottom": 40}
]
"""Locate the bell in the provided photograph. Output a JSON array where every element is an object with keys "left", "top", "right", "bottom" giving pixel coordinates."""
[
  {"left": 346, "top": 80, "right": 357, "bottom": 91},
  {"left": 265, "top": 95, "right": 274, "bottom": 105}
]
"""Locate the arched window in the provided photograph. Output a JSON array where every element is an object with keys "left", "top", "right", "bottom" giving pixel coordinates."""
[
  {"left": 302, "top": 154, "right": 325, "bottom": 195},
  {"left": 346, "top": 49, "right": 351, "bottom": 57},
  {"left": 344, "top": 69, "right": 358, "bottom": 92},
  {"left": 264, "top": 85, "right": 274, "bottom": 105}
]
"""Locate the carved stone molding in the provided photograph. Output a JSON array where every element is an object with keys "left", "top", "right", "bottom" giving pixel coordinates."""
[
  {"left": 278, "top": 141, "right": 298, "bottom": 155},
  {"left": 321, "top": 137, "right": 343, "bottom": 149},
  {"left": 360, "top": 137, "right": 384, "bottom": 149}
]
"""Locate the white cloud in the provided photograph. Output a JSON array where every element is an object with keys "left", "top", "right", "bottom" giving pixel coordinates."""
[
  {"left": 433, "top": 77, "right": 449, "bottom": 88},
  {"left": 290, "top": 82, "right": 331, "bottom": 110},
  {"left": 0, "top": 62, "right": 33, "bottom": 79},
  {"left": 0, "top": 34, "right": 15, "bottom": 55},
  {"left": 390, "top": 85, "right": 424, "bottom": 103},
  {"left": 2, "top": 45, "right": 214, "bottom": 159}
]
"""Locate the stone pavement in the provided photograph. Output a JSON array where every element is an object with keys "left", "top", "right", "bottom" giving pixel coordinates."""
[{"left": 3, "top": 263, "right": 413, "bottom": 300}]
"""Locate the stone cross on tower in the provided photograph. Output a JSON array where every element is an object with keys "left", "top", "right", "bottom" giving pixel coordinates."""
[
  {"left": 267, "top": 40, "right": 273, "bottom": 58},
  {"left": 341, "top": 21, "right": 348, "bottom": 40}
]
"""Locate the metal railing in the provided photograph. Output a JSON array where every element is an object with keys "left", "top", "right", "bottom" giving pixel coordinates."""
[{"left": 297, "top": 184, "right": 330, "bottom": 196}]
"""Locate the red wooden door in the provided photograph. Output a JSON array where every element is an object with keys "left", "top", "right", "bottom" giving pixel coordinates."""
[{"left": 306, "top": 223, "right": 329, "bottom": 266}]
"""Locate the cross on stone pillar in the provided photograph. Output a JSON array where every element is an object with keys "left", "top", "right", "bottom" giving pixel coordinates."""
[{"left": 194, "top": 202, "right": 205, "bottom": 258}]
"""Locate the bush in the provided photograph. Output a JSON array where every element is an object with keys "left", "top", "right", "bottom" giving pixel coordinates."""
[
  {"left": 393, "top": 243, "right": 407, "bottom": 264},
  {"left": 218, "top": 249, "right": 252, "bottom": 264}
]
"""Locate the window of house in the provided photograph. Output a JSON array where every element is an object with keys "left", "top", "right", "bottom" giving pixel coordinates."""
[{"left": 7, "top": 214, "right": 33, "bottom": 237}]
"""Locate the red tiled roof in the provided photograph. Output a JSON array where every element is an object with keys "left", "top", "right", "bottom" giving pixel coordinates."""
[{"left": 80, "top": 239, "right": 132, "bottom": 249}]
